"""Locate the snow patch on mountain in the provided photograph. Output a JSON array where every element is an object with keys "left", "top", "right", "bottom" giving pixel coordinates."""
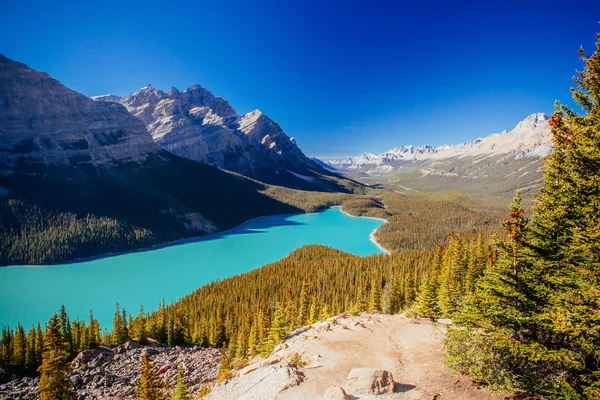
[{"left": 324, "top": 113, "right": 550, "bottom": 170}]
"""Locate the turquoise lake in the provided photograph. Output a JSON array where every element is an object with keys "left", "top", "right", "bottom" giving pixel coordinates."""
[{"left": 0, "top": 207, "right": 384, "bottom": 329}]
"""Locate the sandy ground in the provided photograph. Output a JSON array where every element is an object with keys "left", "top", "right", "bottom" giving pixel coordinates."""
[{"left": 276, "top": 314, "right": 506, "bottom": 400}]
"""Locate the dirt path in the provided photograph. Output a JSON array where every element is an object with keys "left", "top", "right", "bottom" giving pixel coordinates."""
[{"left": 277, "top": 314, "right": 505, "bottom": 399}]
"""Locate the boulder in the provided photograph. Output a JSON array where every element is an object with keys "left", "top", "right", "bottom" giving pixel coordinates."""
[
  {"left": 206, "top": 362, "right": 303, "bottom": 400},
  {"left": 346, "top": 368, "right": 395, "bottom": 395}
]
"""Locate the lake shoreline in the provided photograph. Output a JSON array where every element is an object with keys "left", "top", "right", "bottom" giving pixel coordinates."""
[
  {"left": 338, "top": 206, "right": 391, "bottom": 255},
  {"left": 4, "top": 203, "right": 387, "bottom": 268}
]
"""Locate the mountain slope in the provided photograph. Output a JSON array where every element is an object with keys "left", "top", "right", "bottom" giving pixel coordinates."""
[
  {"left": 324, "top": 113, "right": 551, "bottom": 197},
  {"left": 0, "top": 54, "right": 304, "bottom": 265},
  {"left": 93, "top": 87, "right": 352, "bottom": 192}
]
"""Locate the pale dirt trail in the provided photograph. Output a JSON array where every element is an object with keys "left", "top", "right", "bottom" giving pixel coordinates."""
[{"left": 276, "top": 314, "right": 506, "bottom": 400}]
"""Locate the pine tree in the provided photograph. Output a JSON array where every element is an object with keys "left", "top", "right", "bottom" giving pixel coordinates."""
[
  {"left": 368, "top": 278, "right": 382, "bottom": 312},
  {"left": 35, "top": 323, "right": 44, "bottom": 366},
  {"left": 214, "top": 308, "right": 227, "bottom": 348},
  {"left": 87, "top": 311, "right": 100, "bottom": 348},
  {"left": 170, "top": 364, "right": 191, "bottom": 400},
  {"left": 37, "top": 314, "right": 75, "bottom": 400},
  {"left": 464, "top": 231, "right": 486, "bottom": 296},
  {"left": 414, "top": 271, "right": 438, "bottom": 318},
  {"left": 438, "top": 234, "right": 464, "bottom": 316},
  {"left": 135, "top": 352, "right": 164, "bottom": 400},
  {"left": 25, "top": 326, "right": 37, "bottom": 374},
  {"left": 137, "top": 304, "right": 148, "bottom": 345},
  {"left": 13, "top": 323, "right": 27, "bottom": 370},
  {"left": 307, "top": 294, "right": 320, "bottom": 324},
  {"left": 296, "top": 279, "right": 311, "bottom": 326},
  {"left": 217, "top": 343, "right": 230, "bottom": 382},
  {"left": 319, "top": 304, "right": 330, "bottom": 321},
  {"left": 261, "top": 303, "right": 290, "bottom": 357},
  {"left": 58, "top": 306, "right": 72, "bottom": 354}
]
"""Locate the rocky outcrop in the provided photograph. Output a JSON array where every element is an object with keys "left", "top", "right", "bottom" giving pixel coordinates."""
[
  {"left": 0, "top": 55, "right": 157, "bottom": 176},
  {"left": 206, "top": 362, "right": 303, "bottom": 400},
  {"left": 0, "top": 342, "right": 219, "bottom": 399},
  {"left": 206, "top": 313, "right": 505, "bottom": 400},
  {"left": 93, "top": 85, "right": 342, "bottom": 190}
]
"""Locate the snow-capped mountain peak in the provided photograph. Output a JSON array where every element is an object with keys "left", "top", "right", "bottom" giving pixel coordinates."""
[{"left": 323, "top": 113, "right": 551, "bottom": 170}]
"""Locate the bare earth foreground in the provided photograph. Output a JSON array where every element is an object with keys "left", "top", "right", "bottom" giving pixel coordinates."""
[{"left": 208, "top": 313, "right": 507, "bottom": 400}]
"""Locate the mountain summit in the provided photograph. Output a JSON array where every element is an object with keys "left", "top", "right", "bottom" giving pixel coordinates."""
[{"left": 93, "top": 85, "right": 342, "bottom": 191}]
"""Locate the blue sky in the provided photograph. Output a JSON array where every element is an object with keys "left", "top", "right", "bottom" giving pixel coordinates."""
[{"left": 2, "top": 1, "right": 599, "bottom": 158}]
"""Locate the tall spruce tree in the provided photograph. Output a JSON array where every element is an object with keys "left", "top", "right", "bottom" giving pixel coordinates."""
[{"left": 37, "top": 314, "right": 75, "bottom": 400}]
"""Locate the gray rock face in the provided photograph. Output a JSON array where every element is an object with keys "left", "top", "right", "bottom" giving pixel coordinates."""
[
  {"left": 93, "top": 85, "right": 328, "bottom": 188},
  {"left": 0, "top": 55, "right": 157, "bottom": 176},
  {"left": 0, "top": 343, "right": 220, "bottom": 400},
  {"left": 205, "top": 362, "right": 303, "bottom": 400}
]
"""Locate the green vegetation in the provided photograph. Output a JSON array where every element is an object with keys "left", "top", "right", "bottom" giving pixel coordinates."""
[
  {"left": 443, "top": 33, "right": 600, "bottom": 399},
  {"left": 135, "top": 351, "right": 165, "bottom": 400},
  {"left": 37, "top": 313, "right": 75, "bottom": 400},
  {"left": 171, "top": 364, "right": 192, "bottom": 400},
  {"left": 0, "top": 155, "right": 306, "bottom": 266}
]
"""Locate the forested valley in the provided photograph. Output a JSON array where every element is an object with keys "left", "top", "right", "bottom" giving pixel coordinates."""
[{"left": 3, "top": 26, "right": 600, "bottom": 400}]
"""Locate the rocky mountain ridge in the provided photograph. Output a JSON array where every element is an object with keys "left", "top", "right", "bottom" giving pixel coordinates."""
[
  {"left": 0, "top": 54, "right": 304, "bottom": 265},
  {"left": 0, "top": 55, "right": 157, "bottom": 176},
  {"left": 322, "top": 114, "right": 551, "bottom": 197},
  {"left": 93, "top": 85, "right": 338, "bottom": 190},
  {"left": 325, "top": 113, "right": 550, "bottom": 170}
]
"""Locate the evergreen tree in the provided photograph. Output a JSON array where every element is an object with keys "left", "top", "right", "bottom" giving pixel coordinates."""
[
  {"left": 261, "top": 303, "right": 290, "bottom": 357},
  {"left": 368, "top": 278, "right": 382, "bottom": 312},
  {"left": 170, "top": 364, "right": 191, "bottom": 400},
  {"left": 13, "top": 323, "right": 27, "bottom": 370},
  {"left": 135, "top": 352, "right": 164, "bottom": 400},
  {"left": 438, "top": 234, "right": 464, "bottom": 316},
  {"left": 217, "top": 343, "right": 230, "bottom": 383},
  {"left": 1, "top": 326, "right": 12, "bottom": 365},
  {"left": 37, "top": 314, "right": 75, "bottom": 400},
  {"left": 414, "top": 271, "right": 439, "bottom": 318},
  {"left": 464, "top": 231, "right": 486, "bottom": 296},
  {"left": 111, "top": 303, "right": 129, "bottom": 345},
  {"left": 137, "top": 305, "right": 148, "bottom": 345},
  {"left": 35, "top": 323, "right": 44, "bottom": 366},
  {"left": 25, "top": 326, "right": 37, "bottom": 374},
  {"left": 296, "top": 279, "right": 311, "bottom": 326},
  {"left": 522, "top": 35, "right": 600, "bottom": 398},
  {"left": 87, "top": 311, "right": 100, "bottom": 349},
  {"left": 58, "top": 306, "right": 72, "bottom": 354},
  {"left": 307, "top": 295, "right": 320, "bottom": 324}
]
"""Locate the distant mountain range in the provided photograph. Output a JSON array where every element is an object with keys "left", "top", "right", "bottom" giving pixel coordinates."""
[
  {"left": 322, "top": 113, "right": 551, "bottom": 197},
  {"left": 92, "top": 85, "right": 343, "bottom": 191}
]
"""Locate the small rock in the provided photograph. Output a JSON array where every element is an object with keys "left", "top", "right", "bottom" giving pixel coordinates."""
[
  {"left": 346, "top": 368, "right": 395, "bottom": 395},
  {"left": 324, "top": 385, "right": 350, "bottom": 400}
]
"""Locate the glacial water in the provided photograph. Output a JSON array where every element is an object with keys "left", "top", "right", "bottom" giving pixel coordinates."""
[{"left": 0, "top": 207, "right": 384, "bottom": 329}]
